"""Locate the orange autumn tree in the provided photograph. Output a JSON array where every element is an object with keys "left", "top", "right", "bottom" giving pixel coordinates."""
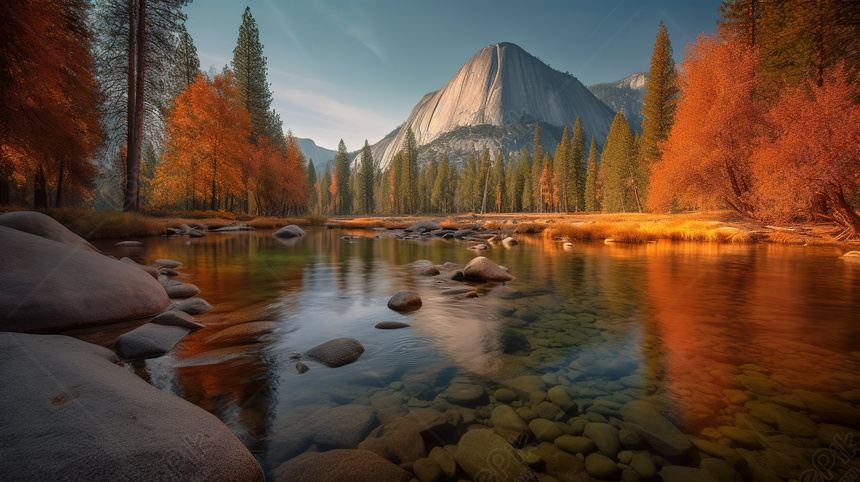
[
  {"left": 155, "top": 71, "right": 252, "bottom": 210},
  {"left": 648, "top": 33, "right": 763, "bottom": 214},
  {"left": 753, "top": 65, "right": 860, "bottom": 238},
  {"left": 254, "top": 133, "right": 307, "bottom": 216}
]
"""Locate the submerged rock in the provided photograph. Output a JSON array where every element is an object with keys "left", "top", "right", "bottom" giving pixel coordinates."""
[
  {"left": 295, "top": 362, "right": 309, "bottom": 374},
  {"left": 274, "top": 449, "right": 411, "bottom": 482},
  {"left": 0, "top": 333, "right": 262, "bottom": 481},
  {"left": 463, "top": 256, "right": 514, "bottom": 282},
  {"left": 273, "top": 225, "right": 307, "bottom": 238},
  {"left": 0, "top": 226, "right": 170, "bottom": 333},
  {"left": 620, "top": 401, "right": 692, "bottom": 456},
  {"left": 455, "top": 429, "right": 536, "bottom": 481},
  {"left": 444, "top": 383, "right": 487, "bottom": 407},
  {"left": 304, "top": 337, "right": 365, "bottom": 367},
  {"left": 387, "top": 291, "right": 422, "bottom": 312},
  {"left": 204, "top": 321, "right": 277, "bottom": 347}
]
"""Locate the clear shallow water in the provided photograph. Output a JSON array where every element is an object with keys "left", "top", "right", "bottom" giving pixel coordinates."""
[{"left": 95, "top": 229, "right": 860, "bottom": 481}]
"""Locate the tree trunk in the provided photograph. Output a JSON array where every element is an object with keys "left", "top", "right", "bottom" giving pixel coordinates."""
[
  {"left": 55, "top": 159, "right": 64, "bottom": 208},
  {"left": 34, "top": 166, "right": 48, "bottom": 209},
  {"left": 827, "top": 184, "right": 860, "bottom": 238},
  {"left": 124, "top": 0, "right": 145, "bottom": 212},
  {"left": 123, "top": 0, "right": 136, "bottom": 211}
]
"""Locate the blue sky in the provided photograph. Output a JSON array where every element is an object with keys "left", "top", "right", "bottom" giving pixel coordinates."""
[{"left": 185, "top": 0, "right": 723, "bottom": 150}]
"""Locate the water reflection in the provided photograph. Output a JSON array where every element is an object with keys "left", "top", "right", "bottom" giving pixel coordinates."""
[{"left": 95, "top": 230, "right": 860, "bottom": 480}]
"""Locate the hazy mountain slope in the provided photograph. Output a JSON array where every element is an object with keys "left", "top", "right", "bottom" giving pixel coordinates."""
[
  {"left": 295, "top": 138, "right": 336, "bottom": 173},
  {"left": 587, "top": 72, "right": 647, "bottom": 132}
]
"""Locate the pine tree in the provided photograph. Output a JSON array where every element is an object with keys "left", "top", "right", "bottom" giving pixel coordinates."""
[
  {"left": 319, "top": 168, "right": 331, "bottom": 214},
  {"left": 505, "top": 151, "right": 519, "bottom": 212},
  {"left": 232, "top": 7, "right": 282, "bottom": 148},
  {"left": 389, "top": 152, "right": 403, "bottom": 213},
  {"left": 601, "top": 112, "right": 637, "bottom": 213},
  {"left": 493, "top": 149, "right": 506, "bottom": 213},
  {"left": 639, "top": 22, "right": 678, "bottom": 172},
  {"left": 305, "top": 161, "right": 317, "bottom": 212},
  {"left": 167, "top": 21, "right": 199, "bottom": 101},
  {"left": 357, "top": 140, "right": 375, "bottom": 214},
  {"left": 531, "top": 124, "right": 544, "bottom": 212},
  {"left": 400, "top": 127, "right": 419, "bottom": 213},
  {"left": 331, "top": 140, "right": 351, "bottom": 214},
  {"left": 424, "top": 155, "right": 438, "bottom": 212},
  {"left": 432, "top": 154, "right": 451, "bottom": 213},
  {"left": 478, "top": 149, "right": 492, "bottom": 213},
  {"left": 553, "top": 127, "right": 570, "bottom": 212},
  {"left": 519, "top": 147, "right": 532, "bottom": 212},
  {"left": 584, "top": 137, "right": 600, "bottom": 211}
]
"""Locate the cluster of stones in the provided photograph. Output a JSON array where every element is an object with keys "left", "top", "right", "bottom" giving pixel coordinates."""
[{"left": 165, "top": 222, "right": 255, "bottom": 238}]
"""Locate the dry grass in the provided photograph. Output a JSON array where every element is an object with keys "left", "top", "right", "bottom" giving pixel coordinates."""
[
  {"left": 545, "top": 219, "right": 755, "bottom": 244},
  {"left": 766, "top": 231, "right": 806, "bottom": 245},
  {"left": 513, "top": 222, "right": 546, "bottom": 234},
  {"left": 65, "top": 211, "right": 164, "bottom": 238}
]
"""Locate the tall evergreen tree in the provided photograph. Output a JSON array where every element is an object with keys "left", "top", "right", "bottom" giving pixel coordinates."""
[
  {"left": 640, "top": 22, "right": 678, "bottom": 171},
  {"left": 478, "top": 149, "right": 491, "bottom": 213},
  {"left": 531, "top": 123, "right": 544, "bottom": 212},
  {"left": 423, "top": 155, "right": 438, "bottom": 212},
  {"left": 305, "top": 161, "right": 317, "bottom": 212},
  {"left": 584, "top": 137, "right": 600, "bottom": 211},
  {"left": 400, "top": 127, "right": 419, "bottom": 213},
  {"left": 357, "top": 140, "right": 375, "bottom": 214},
  {"left": 167, "top": 21, "right": 199, "bottom": 101},
  {"left": 431, "top": 154, "right": 452, "bottom": 213},
  {"left": 232, "top": 7, "right": 283, "bottom": 148},
  {"left": 505, "top": 151, "right": 520, "bottom": 212},
  {"left": 553, "top": 126, "right": 571, "bottom": 212},
  {"left": 601, "top": 112, "right": 638, "bottom": 213},
  {"left": 331, "top": 140, "right": 351, "bottom": 214},
  {"left": 492, "top": 149, "right": 506, "bottom": 213},
  {"left": 569, "top": 117, "right": 586, "bottom": 211},
  {"left": 519, "top": 147, "right": 532, "bottom": 211}
]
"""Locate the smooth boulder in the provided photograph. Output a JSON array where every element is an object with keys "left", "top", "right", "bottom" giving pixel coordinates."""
[
  {"left": 119, "top": 257, "right": 160, "bottom": 279},
  {"left": 115, "top": 323, "right": 191, "bottom": 359},
  {"left": 165, "top": 282, "right": 201, "bottom": 299},
  {"left": 375, "top": 321, "right": 410, "bottom": 329},
  {"left": 387, "top": 291, "right": 422, "bottom": 312},
  {"left": 274, "top": 449, "right": 411, "bottom": 482},
  {"left": 273, "top": 225, "right": 307, "bottom": 238},
  {"left": 0, "top": 227, "right": 170, "bottom": 333},
  {"left": 150, "top": 310, "right": 204, "bottom": 330},
  {"left": 0, "top": 333, "right": 262, "bottom": 481},
  {"left": 0, "top": 211, "right": 99, "bottom": 252},
  {"left": 304, "top": 337, "right": 365, "bottom": 367},
  {"left": 169, "top": 297, "right": 213, "bottom": 315},
  {"left": 463, "top": 256, "right": 514, "bottom": 282}
]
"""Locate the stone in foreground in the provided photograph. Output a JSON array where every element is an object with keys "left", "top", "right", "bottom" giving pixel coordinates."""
[
  {"left": 274, "top": 449, "right": 411, "bottom": 482},
  {"left": 273, "top": 225, "right": 307, "bottom": 238},
  {"left": 0, "top": 210, "right": 99, "bottom": 252},
  {"left": 0, "top": 227, "right": 170, "bottom": 333},
  {"left": 0, "top": 333, "right": 262, "bottom": 481},
  {"left": 304, "top": 337, "right": 365, "bottom": 367},
  {"left": 463, "top": 256, "right": 514, "bottom": 282},
  {"left": 387, "top": 291, "right": 422, "bottom": 312},
  {"left": 115, "top": 323, "right": 190, "bottom": 359}
]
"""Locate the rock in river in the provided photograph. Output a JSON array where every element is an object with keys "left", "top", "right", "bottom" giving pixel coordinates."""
[
  {"left": 0, "top": 226, "right": 170, "bottom": 333},
  {"left": 375, "top": 321, "right": 411, "bottom": 329},
  {"left": 304, "top": 337, "right": 365, "bottom": 367},
  {"left": 0, "top": 333, "right": 262, "bottom": 481},
  {"left": 620, "top": 400, "right": 691, "bottom": 456},
  {"left": 169, "top": 297, "right": 213, "bottom": 315},
  {"left": 115, "top": 323, "right": 191, "bottom": 359},
  {"left": 463, "top": 256, "right": 514, "bottom": 282},
  {"left": 455, "top": 429, "right": 536, "bottom": 481},
  {"left": 164, "top": 281, "right": 201, "bottom": 299},
  {"left": 150, "top": 310, "right": 204, "bottom": 330},
  {"left": 387, "top": 290, "right": 422, "bottom": 312},
  {"left": 274, "top": 449, "right": 411, "bottom": 482},
  {"left": 273, "top": 224, "right": 307, "bottom": 238}
]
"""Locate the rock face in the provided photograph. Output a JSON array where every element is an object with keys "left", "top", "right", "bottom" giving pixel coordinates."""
[
  {"left": 356, "top": 42, "right": 615, "bottom": 170},
  {"left": 304, "top": 338, "right": 365, "bottom": 367},
  {"left": 0, "top": 211, "right": 99, "bottom": 252},
  {"left": 0, "top": 333, "right": 262, "bottom": 481},
  {"left": 387, "top": 291, "right": 423, "bottom": 312},
  {"left": 273, "top": 225, "right": 307, "bottom": 238},
  {"left": 274, "top": 449, "right": 411, "bottom": 482},
  {"left": 463, "top": 256, "right": 514, "bottom": 282},
  {"left": 0, "top": 226, "right": 170, "bottom": 333}
]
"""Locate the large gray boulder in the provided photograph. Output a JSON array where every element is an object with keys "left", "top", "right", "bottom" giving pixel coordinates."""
[
  {"left": 274, "top": 449, "right": 411, "bottom": 482},
  {"left": 115, "top": 323, "right": 191, "bottom": 359},
  {"left": 0, "top": 210, "right": 99, "bottom": 252},
  {"left": 304, "top": 338, "right": 365, "bottom": 367},
  {"left": 0, "top": 227, "right": 170, "bottom": 333},
  {"left": 0, "top": 333, "right": 263, "bottom": 481},
  {"left": 463, "top": 256, "right": 514, "bottom": 282},
  {"left": 273, "top": 225, "right": 307, "bottom": 238}
]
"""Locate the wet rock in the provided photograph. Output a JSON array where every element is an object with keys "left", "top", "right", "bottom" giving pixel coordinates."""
[
  {"left": 463, "top": 256, "right": 514, "bottom": 282},
  {"left": 737, "top": 374, "right": 785, "bottom": 396},
  {"left": 517, "top": 407, "right": 538, "bottom": 423},
  {"left": 700, "top": 458, "right": 739, "bottom": 482},
  {"left": 387, "top": 291, "right": 422, "bottom": 312},
  {"left": 375, "top": 321, "right": 411, "bottom": 329},
  {"left": 533, "top": 442, "right": 586, "bottom": 480},
  {"left": 618, "top": 428, "right": 643, "bottom": 447},
  {"left": 159, "top": 267, "right": 181, "bottom": 276},
  {"left": 211, "top": 224, "right": 254, "bottom": 232},
  {"left": 491, "top": 405, "right": 531, "bottom": 444},
  {"left": 304, "top": 338, "right": 365, "bottom": 368},
  {"left": 450, "top": 270, "right": 465, "bottom": 281},
  {"left": 150, "top": 310, "right": 204, "bottom": 330},
  {"left": 451, "top": 229, "right": 474, "bottom": 238},
  {"left": 717, "top": 425, "right": 761, "bottom": 448},
  {"left": 115, "top": 323, "right": 190, "bottom": 359},
  {"left": 555, "top": 435, "right": 596, "bottom": 455},
  {"left": 154, "top": 259, "right": 182, "bottom": 268},
  {"left": 467, "top": 243, "right": 488, "bottom": 251},
  {"left": 619, "top": 401, "right": 691, "bottom": 456},
  {"left": 412, "top": 457, "right": 442, "bottom": 482},
  {"left": 504, "top": 375, "right": 546, "bottom": 393},
  {"left": 534, "top": 401, "right": 566, "bottom": 422},
  {"left": 530, "top": 418, "right": 564, "bottom": 442},
  {"left": 295, "top": 362, "right": 309, "bottom": 374},
  {"left": 659, "top": 465, "right": 718, "bottom": 482},
  {"left": 273, "top": 225, "right": 307, "bottom": 238},
  {"left": 444, "top": 383, "right": 487, "bottom": 407},
  {"left": 428, "top": 446, "right": 457, "bottom": 480},
  {"left": 502, "top": 237, "right": 518, "bottom": 247},
  {"left": 170, "top": 297, "right": 213, "bottom": 315},
  {"left": 116, "top": 240, "right": 144, "bottom": 247},
  {"left": 359, "top": 409, "right": 461, "bottom": 465},
  {"left": 0, "top": 227, "right": 170, "bottom": 333},
  {"left": 583, "top": 422, "right": 621, "bottom": 458},
  {"left": 585, "top": 453, "right": 619, "bottom": 478},
  {"left": 119, "top": 257, "right": 160, "bottom": 279},
  {"left": 274, "top": 449, "right": 411, "bottom": 482},
  {"left": 494, "top": 388, "right": 518, "bottom": 403},
  {"left": 0, "top": 211, "right": 99, "bottom": 252},
  {"left": 165, "top": 281, "right": 201, "bottom": 298},
  {"left": 405, "top": 221, "right": 442, "bottom": 232},
  {"left": 455, "top": 429, "right": 536, "bottom": 481},
  {"left": 690, "top": 439, "right": 746, "bottom": 470},
  {"left": 420, "top": 265, "right": 440, "bottom": 276},
  {"left": 205, "top": 321, "right": 277, "bottom": 347},
  {"left": 629, "top": 454, "right": 657, "bottom": 479},
  {"left": 547, "top": 386, "right": 575, "bottom": 413},
  {"left": 1, "top": 333, "right": 262, "bottom": 481},
  {"left": 793, "top": 389, "right": 860, "bottom": 427}
]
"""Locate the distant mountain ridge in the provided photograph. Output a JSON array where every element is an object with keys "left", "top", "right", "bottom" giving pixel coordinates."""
[
  {"left": 295, "top": 138, "right": 336, "bottom": 173},
  {"left": 356, "top": 42, "right": 617, "bottom": 170},
  {"left": 587, "top": 72, "right": 648, "bottom": 132}
]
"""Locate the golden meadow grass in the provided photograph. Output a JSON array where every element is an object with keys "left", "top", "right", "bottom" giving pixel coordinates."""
[{"left": 544, "top": 219, "right": 755, "bottom": 244}]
